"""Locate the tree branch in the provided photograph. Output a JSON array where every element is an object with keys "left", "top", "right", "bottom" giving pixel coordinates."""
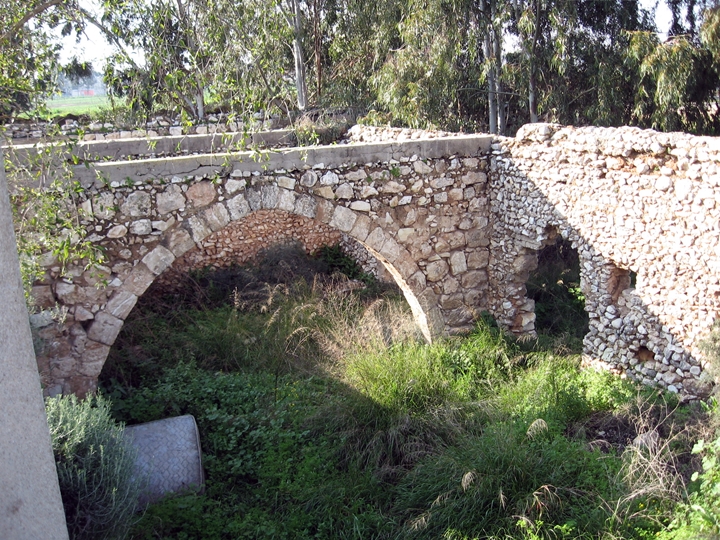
[{"left": 0, "top": 0, "right": 65, "bottom": 43}]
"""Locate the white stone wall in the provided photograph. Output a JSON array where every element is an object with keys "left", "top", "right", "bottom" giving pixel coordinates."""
[{"left": 489, "top": 124, "right": 720, "bottom": 398}]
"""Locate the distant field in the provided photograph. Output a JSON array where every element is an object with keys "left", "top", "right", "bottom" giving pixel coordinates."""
[{"left": 47, "top": 95, "right": 110, "bottom": 117}]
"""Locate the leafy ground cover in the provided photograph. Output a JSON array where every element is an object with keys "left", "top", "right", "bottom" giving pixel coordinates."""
[{"left": 97, "top": 245, "right": 717, "bottom": 540}]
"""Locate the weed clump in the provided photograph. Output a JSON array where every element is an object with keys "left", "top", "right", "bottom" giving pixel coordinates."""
[{"left": 46, "top": 394, "right": 141, "bottom": 540}]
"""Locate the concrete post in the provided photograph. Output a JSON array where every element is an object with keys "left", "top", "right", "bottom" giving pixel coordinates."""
[{"left": 0, "top": 149, "right": 68, "bottom": 538}]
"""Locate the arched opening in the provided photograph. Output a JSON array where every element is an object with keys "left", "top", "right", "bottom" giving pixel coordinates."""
[
  {"left": 526, "top": 235, "right": 588, "bottom": 341},
  {"left": 98, "top": 209, "right": 425, "bottom": 390}
]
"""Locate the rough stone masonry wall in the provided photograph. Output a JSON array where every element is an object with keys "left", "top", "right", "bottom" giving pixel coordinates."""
[
  {"left": 31, "top": 136, "right": 492, "bottom": 396},
  {"left": 489, "top": 124, "right": 720, "bottom": 399}
]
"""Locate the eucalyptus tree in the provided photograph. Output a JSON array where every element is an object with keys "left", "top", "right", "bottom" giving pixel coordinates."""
[{"left": 624, "top": 2, "right": 720, "bottom": 134}]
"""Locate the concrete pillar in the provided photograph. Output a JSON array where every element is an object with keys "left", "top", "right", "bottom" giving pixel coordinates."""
[{"left": 0, "top": 150, "right": 69, "bottom": 538}]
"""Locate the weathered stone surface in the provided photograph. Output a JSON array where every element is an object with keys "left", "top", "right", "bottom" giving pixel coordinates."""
[
  {"left": 335, "top": 183, "right": 354, "bottom": 199},
  {"left": 105, "top": 290, "right": 138, "bottom": 319},
  {"left": 87, "top": 312, "right": 124, "bottom": 346},
  {"left": 157, "top": 185, "right": 186, "bottom": 214},
  {"left": 201, "top": 203, "right": 230, "bottom": 232},
  {"left": 349, "top": 201, "right": 371, "bottom": 212},
  {"left": 426, "top": 260, "right": 449, "bottom": 282},
  {"left": 277, "top": 188, "right": 297, "bottom": 211},
  {"left": 165, "top": 228, "right": 196, "bottom": 256},
  {"left": 329, "top": 206, "right": 357, "bottom": 232},
  {"left": 186, "top": 181, "right": 216, "bottom": 207},
  {"left": 276, "top": 176, "right": 296, "bottom": 190},
  {"left": 450, "top": 252, "right": 467, "bottom": 275},
  {"left": 130, "top": 219, "right": 152, "bottom": 235},
  {"left": 107, "top": 224, "right": 128, "bottom": 238},
  {"left": 122, "top": 263, "right": 156, "bottom": 296},
  {"left": 143, "top": 245, "right": 176, "bottom": 275},
  {"left": 294, "top": 195, "right": 317, "bottom": 218},
  {"left": 188, "top": 215, "right": 212, "bottom": 242},
  {"left": 122, "top": 191, "right": 152, "bottom": 217},
  {"left": 227, "top": 193, "right": 251, "bottom": 220}
]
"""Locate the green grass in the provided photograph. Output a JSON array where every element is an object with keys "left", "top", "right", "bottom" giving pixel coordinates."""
[
  {"left": 47, "top": 95, "right": 110, "bottom": 117},
  {"left": 96, "top": 248, "right": 713, "bottom": 540}
]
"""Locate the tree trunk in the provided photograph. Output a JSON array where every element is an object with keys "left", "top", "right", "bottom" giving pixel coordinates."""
[
  {"left": 195, "top": 90, "right": 205, "bottom": 120},
  {"left": 291, "top": 0, "right": 308, "bottom": 110},
  {"left": 493, "top": 21, "right": 506, "bottom": 134},
  {"left": 528, "top": 0, "right": 542, "bottom": 123},
  {"left": 483, "top": 33, "right": 498, "bottom": 134}
]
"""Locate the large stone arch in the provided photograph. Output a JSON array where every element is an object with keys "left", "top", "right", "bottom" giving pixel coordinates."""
[{"left": 35, "top": 170, "right": 456, "bottom": 396}]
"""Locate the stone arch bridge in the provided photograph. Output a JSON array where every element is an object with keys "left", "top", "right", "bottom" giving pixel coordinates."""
[{"left": 12, "top": 124, "right": 720, "bottom": 398}]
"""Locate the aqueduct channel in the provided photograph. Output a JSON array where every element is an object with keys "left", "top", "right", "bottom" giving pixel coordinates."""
[{"left": 12, "top": 123, "right": 720, "bottom": 399}]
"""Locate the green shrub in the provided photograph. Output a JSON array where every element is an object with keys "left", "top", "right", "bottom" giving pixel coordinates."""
[{"left": 46, "top": 395, "right": 141, "bottom": 540}]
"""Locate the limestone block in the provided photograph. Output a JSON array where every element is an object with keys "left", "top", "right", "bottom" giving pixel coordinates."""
[
  {"left": 227, "top": 193, "right": 251, "bottom": 220},
  {"left": 315, "top": 199, "right": 335, "bottom": 223},
  {"left": 426, "top": 260, "right": 449, "bottom": 282},
  {"left": 349, "top": 201, "right": 371, "bottom": 212},
  {"left": 188, "top": 215, "right": 212, "bottom": 242},
  {"left": 186, "top": 181, "right": 216, "bottom": 207},
  {"left": 344, "top": 170, "right": 367, "bottom": 182},
  {"left": 87, "top": 312, "right": 124, "bottom": 346},
  {"left": 143, "top": 246, "right": 176, "bottom": 275},
  {"left": 395, "top": 251, "right": 420, "bottom": 279},
  {"left": 365, "top": 227, "right": 386, "bottom": 252},
  {"left": 294, "top": 195, "right": 317, "bottom": 219},
  {"left": 277, "top": 189, "right": 297, "bottom": 212},
  {"left": 74, "top": 306, "right": 94, "bottom": 322},
  {"left": 413, "top": 160, "right": 433, "bottom": 174},
  {"left": 462, "top": 158, "right": 479, "bottom": 168},
  {"left": 466, "top": 229, "right": 489, "bottom": 248},
  {"left": 380, "top": 237, "right": 401, "bottom": 263},
  {"left": 434, "top": 192, "right": 448, "bottom": 203},
  {"left": 55, "top": 282, "right": 86, "bottom": 304},
  {"left": 165, "top": 228, "right": 196, "bottom": 257},
  {"left": 261, "top": 184, "right": 279, "bottom": 208},
  {"left": 50, "top": 356, "right": 76, "bottom": 379},
  {"left": 407, "top": 270, "right": 427, "bottom": 289},
  {"left": 461, "top": 270, "right": 487, "bottom": 288},
  {"left": 320, "top": 171, "right": 340, "bottom": 185},
  {"left": 157, "top": 185, "right": 186, "bottom": 214},
  {"left": 246, "top": 187, "right": 263, "bottom": 211},
  {"left": 202, "top": 203, "right": 230, "bottom": 232},
  {"left": 130, "top": 219, "right": 152, "bottom": 235},
  {"left": 31, "top": 285, "right": 55, "bottom": 309},
  {"left": 94, "top": 192, "right": 116, "bottom": 219},
  {"left": 441, "top": 294, "right": 464, "bottom": 310},
  {"left": 430, "top": 177, "right": 454, "bottom": 189},
  {"left": 80, "top": 340, "right": 112, "bottom": 375},
  {"left": 276, "top": 176, "right": 296, "bottom": 190},
  {"left": 397, "top": 228, "right": 414, "bottom": 242},
  {"left": 225, "top": 179, "right": 246, "bottom": 194},
  {"left": 450, "top": 252, "right": 467, "bottom": 275},
  {"left": 361, "top": 186, "right": 379, "bottom": 198},
  {"left": 121, "top": 191, "right": 152, "bottom": 217},
  {"left": 105, "top": 290, "right": 138, "bottom": 320},
  {"left": 300, "top": 170, "right": 318, "bottom": 187},
  {"left": 461, "top": 171, "right": 487, "bottom": 185},
  {"left": 329, "top": 206, "right": 357, "bottom": 232},
  {"left": 335, "top": 183, "right": 354, "bottom": 199},
  {"left": 380, "top": 181, "right": 405, "bottom": 194},
  {"left": 107, "top": 224, "right": 128, "bottom": 238},
  {"left": 467, "top": 250, "right": 489, "bottom": 269},
  {"left": 122, "top": 263, "right": 156, "bottom": 296},
  {"left": 349, "top": 213, "right": 372, "bottom": 242},
  {"left": 169, "top": 126, "right": 183, "bottom": 136},
  {"left": 314, "top": 186, "right": 335, "bottom": 199}
]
